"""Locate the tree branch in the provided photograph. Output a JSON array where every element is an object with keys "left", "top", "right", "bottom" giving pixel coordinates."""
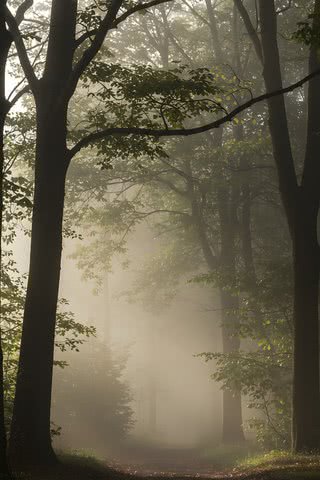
[
  {"left": 180, "top": 0, "right": 210, "bottom": 27},
  {"left": 5, "top": 6, "right": 38, "bottom": 94},
  {"left": 69, "top": 0, "right": 124, "bottom": 95},
  {"left": 69, "top": 68, "right": 320, "bottom": 158},
  {"left": 233, "top": 0, "right": 263, "bottom": 63},
  {"left": 114, "top": 0, "right": 173, "bottom": 29},
  {"left": 15, "top": 0, "right": 33, "bottom": 25},
  {"left": 9, "top": 84, "right": 30, "bottom": 107},
  {"left": 75, "top": 0, "right": 173, "bottom": 49}
]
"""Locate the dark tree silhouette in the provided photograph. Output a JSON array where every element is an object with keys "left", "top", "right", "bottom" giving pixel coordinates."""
[
  {"left": 235, "top": 0, "right": 320, "bottom": 451},
  {"left": 0, "top": 0, "right": 33, "bottom": 474}
]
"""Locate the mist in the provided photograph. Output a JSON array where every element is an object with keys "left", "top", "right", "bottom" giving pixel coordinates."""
[
  {"left": 1, "top": 0, "right": 319, "bottom": 479},
  {"left": 54, "top": 224, "right": 224, "bottom": 458}
]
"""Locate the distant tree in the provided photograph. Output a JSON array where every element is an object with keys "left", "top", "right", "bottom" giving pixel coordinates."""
[{"left": 52, "top": 340, "right": 134, "bottom": 453}]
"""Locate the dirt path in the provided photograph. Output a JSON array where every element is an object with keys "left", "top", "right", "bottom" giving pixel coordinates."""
[
  {"left": 108, "top": 446, "right": 220, "bottom": 474},
  {"left": 105, "top": 446, "right": 265, "bottom": 479},
  {"left": 24, "top": 449, "right": 318, "bottom": 480}
]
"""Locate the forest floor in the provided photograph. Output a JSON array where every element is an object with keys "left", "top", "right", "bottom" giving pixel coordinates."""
[
  {"left": 99, "top": 445, "right": 320, "bottom": 479},
  {"left": 16, "top": 449, "right": 320, "bottom": 480}
]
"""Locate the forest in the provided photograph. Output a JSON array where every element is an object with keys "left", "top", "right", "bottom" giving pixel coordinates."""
[{"left": 0, "top": 0, "right": 320, "bottom": 479}]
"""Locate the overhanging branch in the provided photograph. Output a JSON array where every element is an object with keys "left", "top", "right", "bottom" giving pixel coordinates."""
[
  {"left": 69, "top": 68, "right": 320, "bottom": 159},
  {"left": 114, "top": 0, "right": 173, "bottom": 29}
]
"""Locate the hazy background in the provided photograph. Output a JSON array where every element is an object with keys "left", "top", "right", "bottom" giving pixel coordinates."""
[{"left": 13, "top": 218, "right": 231, "bottom": 458}]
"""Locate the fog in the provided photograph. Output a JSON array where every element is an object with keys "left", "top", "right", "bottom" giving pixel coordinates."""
[
  {"left": 3, "top": 0, "right": 315, "bottom": 475},
  {"left": 14, "top": 217, "right": 229, "bottom": 457},
  {"left": 56, "top": 225, "right": 223, "bottom": 456}
]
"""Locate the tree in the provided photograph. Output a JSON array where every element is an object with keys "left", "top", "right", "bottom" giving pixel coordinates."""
[
  {"left": 234, "top": 0, "right": 320, "bottom": 452},
  {"left": 4, "top": 0, "right": 320, "bottom": 466},
  {"left": 0, "top": 0, "right": 34, "bottom": 474},
  {"left": 52, "top": 340, "right": 134, "bottom": 453},
  {"left": 0, "top": 4, "right": 11, "bottom": 471},
  {"left": 4, "top": 0, "right": 225, "bottom": 467}
]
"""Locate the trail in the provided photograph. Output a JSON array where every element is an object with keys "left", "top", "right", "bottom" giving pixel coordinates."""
[
  {"left": 106, "top": 446, "right": 271, "bottom": 479},
  {"left": 29, "top": 447, "right": 313, "bottom": 480},
  {"left": 110, "top": 446, "right": 225, "bottom": 476}
]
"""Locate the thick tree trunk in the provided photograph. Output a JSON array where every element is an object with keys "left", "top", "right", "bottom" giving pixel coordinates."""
[
  {"left": 8, "top": 0, "right": 77, "bottom": 467},
  {"left": 258, "top": 0, "right": 320, "bottom": 451},
  {"left": 292, "top": 193, "right": 320, "bottom": 451},
  {"left": 8, "top": 104, "right": 69, "bottom": 467},
  {"left": 0, "top": 3, "right": 12, "bottom": 475}
]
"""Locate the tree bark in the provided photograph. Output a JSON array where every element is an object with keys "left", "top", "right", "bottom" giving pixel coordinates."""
[
  {"left": 258, "top": 0, "right": 320, "bottom": 451},
  {"left": 291, "top": 2, "right": 320, "bottom": 450},
  {"left": 218, "top": 182, "right": 245, "bottom": 444},
  {"left": 8, "top": 0, "right": 77, "bottom": 467},
  {"left": 292, "top": 193, "right": 320, "bottom": 451},
  {"left": 8, "top": 101, "right": 69, "bottom": 467},
  {"left": 0, "top": 1, "right": 13, "bottom": 474}
]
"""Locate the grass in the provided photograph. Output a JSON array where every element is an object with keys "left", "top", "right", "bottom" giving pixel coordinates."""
[
  {"left": 58, "top": 450, "right": 108, "bottom": 471},
  {"left": 236, "top": 450, "right": 320, "bottom": 479},
  {"left": 200, "top": 442, "right": 262, "bottom": 468},
  {"left": 200, "top": 446, "right": 320, "bottom": 477}
]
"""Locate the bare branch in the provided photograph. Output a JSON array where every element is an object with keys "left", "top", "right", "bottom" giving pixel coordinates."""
[
  {"left": 5, "top": 6, "right": 38, "bottom": 94},
  {"left": 15, "top": 0, "right": 33, "bottom": 25},
  {"left": 9, "top": 84, "right": 30, "bottom": 107},
  {"left": 233, "top": 0, "right": 263, "bottom": 63},
  {"left": 180, "top": 0, "right": 210, "bottom": 26},
  {"left": 75, "top": 0, "right": 173, "bottom": 49},
  {"left": 69, "top": 68, "right": 320, "bottom": 158},
  {"left": 114, "top": 0, "right": 173, "bottom": 29}
]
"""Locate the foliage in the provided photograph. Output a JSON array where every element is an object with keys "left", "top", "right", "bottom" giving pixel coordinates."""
[
  {"left": 52, "top": 339, "right": 134, "bottom": 450},
  {"left": 1, "top": 248, "right": 96, "bottom": 427},
  {"left": 198, "top": 255, "right": 293, "bottom": 449},
  {"left": 69, "top": 62, "right": 226, "bottom": 167},
  {"left": 3, "top": 0, "right": 314, "bottom": 457},
  {"left": 294, "top": 13, "right": 320, "bottom": 46}
]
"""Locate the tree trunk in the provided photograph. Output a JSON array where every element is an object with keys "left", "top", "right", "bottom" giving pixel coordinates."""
[
  {"left": 0, "top": 115, "right": 9, "bottom": 479},
  {"left": 292, "top": 193, "right": 320, "bottom": 451},
  {"left": 218, "top": 188, "right": 245, "bottom": 444},
  {"left": 0, "top": 2, "right": 12, "bottom": 474},
  {"left": 8, "top": 0, "right": 77, "bottom": 467},
  {"left": 220, "top": 289, "right": 245, "bottom": 443},
  {"left": 0, "top": 334, "right": 7, "bottom": 479},
  {"left": 8, "top": 103, "right": 69, "bottom": 467},
  {"left": 258, "top": 0, "right": 320, "bottom": 451},
  {"left": 188, "top": 133, "right": 245, "bottom": 443}
]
